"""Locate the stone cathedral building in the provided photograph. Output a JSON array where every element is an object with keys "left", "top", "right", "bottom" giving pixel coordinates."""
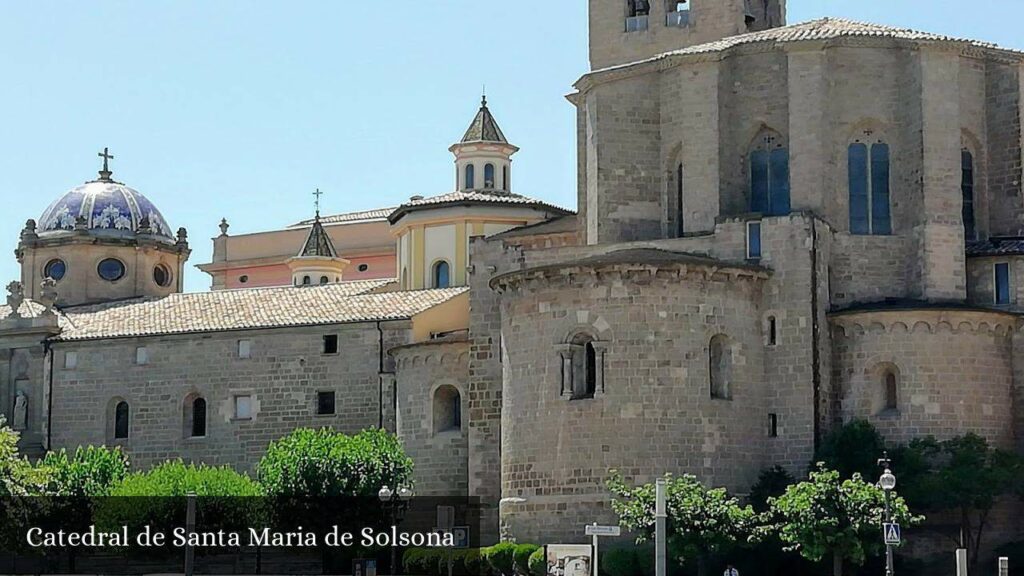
[{"left": 3, "top": 0, "right": 1024, "bottom": 548}]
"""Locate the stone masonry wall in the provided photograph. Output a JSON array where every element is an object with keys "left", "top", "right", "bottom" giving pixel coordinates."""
[
  {"left": 49, "top": 321, "right": 409, "bottom": 472},
  {"left": 393, "top": 340, "right": 469, "bottom": 497}
]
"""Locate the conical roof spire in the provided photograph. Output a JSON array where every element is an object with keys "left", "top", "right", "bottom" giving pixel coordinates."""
[
  {"left": 460, "top": 94, "right": 509, "bottom": 144},
  {"left": 298, "top": 212, "right": 339, "bottom": 258}
]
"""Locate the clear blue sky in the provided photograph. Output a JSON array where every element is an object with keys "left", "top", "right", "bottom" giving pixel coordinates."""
[{"left": 1, "top": 0, "right": 1022, "bottom": 293}]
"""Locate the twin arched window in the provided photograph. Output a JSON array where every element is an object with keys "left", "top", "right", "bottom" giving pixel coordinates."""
[
  {"left": 432, "top": 261, "right": 451, "bottom": 288},
  {"left": 848, "top": 140, "right": 892, "bottom": 235},
  {"left": 749, "top": 131, "right": 790, "bottom": 216}
]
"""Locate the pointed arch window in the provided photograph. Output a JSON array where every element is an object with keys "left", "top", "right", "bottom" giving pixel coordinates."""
[
  {"left": 749, "top": 131, "right": 790, "bottom": 216},
  {"left": 962, "top": 149, "right": 976, "bottom": 241},
  {"left": 849, "top": 141, "right": 892, "bottom": 235},
  {"left": 432, "top": 261, "right": 451, "bottom": 288},
  {"left": 465, "top": 164, "right": 475, "bottom": 189},
  {"left": 484, "top": 164, "right": 496, "bottom": 189}
]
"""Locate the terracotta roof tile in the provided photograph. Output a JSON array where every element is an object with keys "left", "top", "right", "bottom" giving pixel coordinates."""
[{"left": 23, "top": 281, "right": 467, "bottom": 341}]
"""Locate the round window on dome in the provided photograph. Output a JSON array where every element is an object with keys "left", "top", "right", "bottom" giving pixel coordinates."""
[
  {"left": 97, "top": 258, "right": 126, "bottom": 282},
  {"left": 44, "top": 259, "right": 67, "bottom": 282},
  {"left": 153, "top": 264, "right": 172, "bottom": 287}
]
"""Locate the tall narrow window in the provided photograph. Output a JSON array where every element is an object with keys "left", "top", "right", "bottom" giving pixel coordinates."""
[
  {"left": 114, "top": 401, "right": 130, "bottom": 439},
  {"left": 484, "top": 164, "right": 495, "bottom": 189},
  {"left": 465, "top": 164, "right": 475, "bottom": 189},
  {"left": 962, "top": 149, "right": 976, "bottom": 241},
  {"left": 746, "top": 221, "right": 762, "bottom": 260},
  {"left": 995, "top": 262, "right": 1011, "bottom": 305},
  {"left": 191, "top": 398, "right": 207, "bottom": 438},
  {"left": 849, "top": 141, "right": 892, "bottom": 235},
  {"left": 749, "top": 132, "right": 790, "bottom": 216},
  {"left": 676, "top": 163, "right": 684, "bottom": 237},
  {"left": 502, "top": 166, "right": 509, "bottom": 191},
  {"left": 768, "top": 413, "right": 778, "bottom": 438},
  {"left": 767, "top": 316, "right": 777, "bottom": 346},
  {"left": 584, "top": 342, "right": 597, "bottom": 398},
  {"left": 884, "top": 372, "right": 898, "bottom": 411},
  {"left": 433, "top": 261, "right": 451, "bottom": 288},
  {"left": 709, "top": 335, "right": 731, "bottom": 399},
  {"left": 567, "top": 333, "right": 600, "bottom": 400}
]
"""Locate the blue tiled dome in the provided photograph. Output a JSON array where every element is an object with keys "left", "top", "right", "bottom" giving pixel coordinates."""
[{"left": 38, "top": 180, "right": 174, "bottom": 242}]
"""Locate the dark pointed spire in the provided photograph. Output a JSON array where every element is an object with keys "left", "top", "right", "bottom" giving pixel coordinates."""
[
  {"left": 460, "top": 95, "right": 509, "bottom": 144},
  {"left": 298, "top": 211, "right": 338, "bottom": 258}
]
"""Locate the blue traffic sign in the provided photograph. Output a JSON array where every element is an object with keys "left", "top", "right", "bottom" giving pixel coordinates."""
[{"left": 883, "top": 523, "right": 901, "bottom": 545}]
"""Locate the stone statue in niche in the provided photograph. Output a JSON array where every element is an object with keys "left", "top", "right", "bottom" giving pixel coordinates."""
[{"left": 12, "top": 391, "right": 27, "bottom": 431}]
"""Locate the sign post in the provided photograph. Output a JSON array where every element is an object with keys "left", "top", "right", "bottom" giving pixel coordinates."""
[
  {"left": 584, "top": 524, "right": 621, "bottom": 576},
  {"left": 655, "top": 478, "right": 667, "bottom": 576}
]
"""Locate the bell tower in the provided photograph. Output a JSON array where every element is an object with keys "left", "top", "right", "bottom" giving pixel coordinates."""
[{"left": 589, "top": 0, "right": 786, "bottom": 70}]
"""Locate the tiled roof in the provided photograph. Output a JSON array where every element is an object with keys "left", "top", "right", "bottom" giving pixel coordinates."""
[
  {"left": 461, "top": 97, "right": 509, "bottom": 144},
  {"left": 596, "top": 17, "right": 1014, "bottom": 72},
  {"left": 290, "top": 207, "right": 395, "bottom": 228},
  {"left": 967, "top": 238, "right": 1024, "bottom": 257},
  {"left": 389, "top": 190, "right": 571, "bottom": 223},
  {"left": 297, "top": 214, "right": 339, "bottom": 258},
  {"left": 22, "top": 281, "right": 468, "bottom": 341}
]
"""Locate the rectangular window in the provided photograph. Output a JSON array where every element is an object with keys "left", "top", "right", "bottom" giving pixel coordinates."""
[
  {"left": 135, "top": 347, "right": 149, "bottom": 365},
  {"left": 238, "top": 340, "right": 252, "bottom": 359},
  {"left": 64, "top": 351, "right": 78, "bottom": 369},
  {"left": 768, "top": 414, "right": 779, "bottom": 438},
  {"left": 317, "top": 391, "right": 336, "bottom": 416},
  {"left": 746, "top": 221, "right": 762, "bottom": 260},
  {"left": 234, "top": 395, "right": 253, "bottom": 420},
  {"left": 323, "top": 334, "right": 339, "bottom": 355},
  {"left": 995, "top": 263, "right": 1011, "bottom": 305},
  {"left": 625, "top": 14, "right": 649, "bottom": 32},
  {"left": 767, "top": 316, "right": 777, "bottom": 346}
]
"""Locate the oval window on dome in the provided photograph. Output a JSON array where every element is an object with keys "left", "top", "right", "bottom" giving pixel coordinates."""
[
  {"left": 97, "top": 258, "right": 126, "bottom": 282},
  {"left": 153, "top": 264, "right": 172, "bottom": 287},
  {"left": 44, "top": 259, "right": 67, "bottom": 282}
]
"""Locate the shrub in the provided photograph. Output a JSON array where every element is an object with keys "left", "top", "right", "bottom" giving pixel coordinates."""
[
  {"left": 39, "top": 445, "right": 129, "bottom": 496},
  {"left": 513, "top": 543, "right": 541, "bottom": 575},
  {"left": 98, "top": 460, "right": 263, "bottom": 537},
  {"left": 813, "top": 420, "right": 886, "bottom": 480},
  {"left": 258, "top": 427, "right": 413, "bottom": 498},
  {"left": 601, "top": 547, "right": 654, "bottom": 576},
  {"left": 527, "top": 547, "right": 546, "bottom": 576},
  {"left": 747, "top": 465, "right": 794, "bottom": 513},
  {"left": 483, "top": 542, "right": 517, "bottom": 576},
  {"left": 463, "top": 547, "right": 485, "bottom": 576}
]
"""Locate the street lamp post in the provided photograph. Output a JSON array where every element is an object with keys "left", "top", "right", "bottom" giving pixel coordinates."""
[
  {"left": 878, "top": 452, "right": 897, "bottom": 576},
  {"left": 378, "top": 484, "right": 414, "bottom": 576}
]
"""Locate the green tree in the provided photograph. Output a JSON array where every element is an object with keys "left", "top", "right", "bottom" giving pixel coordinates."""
[
  {"left": 768, "top": 463, "right": 920, "bottom": 576},
  {"left": 0, "top": 416, "right": 44, "bottom": 496},
  {"left": 606, "top": 471, "right": 758, "bottom": 576},
  {"left": 258, "top": 427, "right": 413, "bottom": 498},
  {"left": 814, "top": 420, "right": 887, "bottom": 480},
  {"left": 748, "top": 465, "right": 794, "bottom": 513},
  {"left": 897, "top": 434, "right": 1022, "bottom": 573},
  {"left": 38, "top": 445, "right": 129, "bottom": 496}
]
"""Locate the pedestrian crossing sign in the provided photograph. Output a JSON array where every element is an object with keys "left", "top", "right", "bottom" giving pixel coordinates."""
[{"left": 884, "top": 522, "right": 901, "bottom": 545}]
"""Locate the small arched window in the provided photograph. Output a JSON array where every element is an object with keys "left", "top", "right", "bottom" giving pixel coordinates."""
[
  {"left": 433, "top": 261, "right": 451, "bottom": 288},
  {"left": 465, "top": 164, "right": 475, "bottom": 189},
  {"left": 114, "top": 401, "right": 130, "bottom": 439},
  {"left": 568, "top": 333, "right": 599, "bottom": 399},
  {"left": 962, "top": 149, "right": 976, "bottom": 241},
  {"left": 433, "top": 385, "right": 463, "bottom": 433},
  {"left": 484, "top": 164, "right": 496, "bottom": 189},
  {"left": 749, "top": 130, "right": 790, "bottom": 216},
  {"left": 319, "top": 276, "right": 329, "bottom": 285},
  {"left": 849, "top": 140, "right": 892, "bottom": 235},
  {"left": 302, "top": 275, "right": 311, "bottom": 286},
  {"left": 709, "top": 335, "right": 731, "bottom": 400},
  {"left": 884, "top": 371, "right": 898, "bottom": 412},
  {"left": 189, "top": 397, "right": 207, "bottom": 438}
]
